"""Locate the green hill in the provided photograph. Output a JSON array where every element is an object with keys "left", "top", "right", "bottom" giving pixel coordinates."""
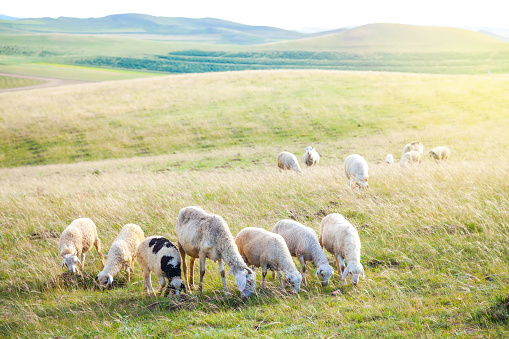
[
  {"left": 0, "top": 13, "right": 306, "bottom": 45},
  {"left": 266, "top": 23, "right": 504, "bottom": 51}
]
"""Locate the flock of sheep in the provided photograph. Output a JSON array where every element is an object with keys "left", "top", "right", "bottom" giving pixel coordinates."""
[{"left": 58, "top": 142, "right": 450, "bottom": 297}]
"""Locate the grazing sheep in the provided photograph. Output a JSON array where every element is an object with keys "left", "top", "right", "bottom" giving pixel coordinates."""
[
  {"left": 399, "top": 150, "right": 422, "bottom": 166},
  {"left": 319, "top": 213, "right": 364, "bottom": 285},
  {"left": 136, "top": 236, "right": 185, "bottom": 297},
  {"left": 402, "top": 141, "right": 424, "bottom": 157},
  {"left": 96, "top": 224, "right": 145, "bottom": 287},
  {"left": 429, "top": 146, "right": 451, "bottom": 162},
  {"left": 277, "top": 151, "right": 303, "bottom": 174},
  {"left": 59, "top": 218, "right": 105, "bottom": 274},
  {"left": 176, "top": 206, "right": 256, "bottom": 298},
  {"left": 272, "top": 219, "right": 334, "bottom": 286},
  {"left": 235, "top": 227, "right": 302, "bottom": 292},
  {"left": 303, "top": 146, "right": 320, "bottom": 168},
  {"left": 385, "top": 154, "right": 394, "bottom": 164},
  {"left": 344, "top": 154, "right": 369, "bottom": 189}
]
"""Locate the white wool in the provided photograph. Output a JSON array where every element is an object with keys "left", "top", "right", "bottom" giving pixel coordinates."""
[
  {"left": 302, "top": 146, "right": 320, "bottom": 167},
  {"left": 344, "top": 154, "right": 369, "bottom": 189},
  {"left": 399, "top": 150, "right": 422, "bottom": 166},
  {"left": 277, "top": 151, "right": 303, "bottom": 174},
  {"left": 429, "top": 146, "right": 451, "bottom": 162}
]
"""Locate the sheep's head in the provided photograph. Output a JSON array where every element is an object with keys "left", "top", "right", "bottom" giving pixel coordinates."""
[
  {"left": 356, "top": 177, "right": 369, "bottom": 189},
  {"left": 285, "top": 271, "right": 302, "bottom": 293},
  {"left": 429, "top": 150, "right": 435, "bottom": 158},
  {"left": 61, "top": 252, "right": 80, "bottom": 274},
  {"left": 96, "top": 271, "right": 113, "bottom": 287},
  {"left": 232, "top": 267, "right": 256, "bottom": 298},
  {"left": 166, "top": 277, "right": 186, "bottom": 296},
  {"left": 341, "top": 263, "right": 365, "bottom": 286},
  {"left": 315, "top": 263, "right": 334, "bottom": 286},
  {"left": 304, "top": 146, "right": 313, "bottom": 153}
]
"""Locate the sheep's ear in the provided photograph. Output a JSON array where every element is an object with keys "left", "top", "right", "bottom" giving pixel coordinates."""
[
  {"left": 341, "top": 267, "right": 349, "bottom": 281},
  {"left": 233, "top": 270, "right": 247, "bottom": 292},
  {"left": 61, "top": 260, "right": 65, "bottom": 269},
  {"left": 107, "top": 275, "right": 113, "bottom": 285}
]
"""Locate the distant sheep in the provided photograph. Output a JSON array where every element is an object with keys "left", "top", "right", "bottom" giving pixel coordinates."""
[
  {"left": 277, "top": 151, "right": 303, "bottom": 174},
  {"left": 344, "top": 154, "right": 369, "bottom": 189},
  {"left": 402, "top": 141, "right": 424, "bottom": 157},
  {"left": 429, "top": 146, "right": 450, "bottom": 162},
  {"left": 136, "top": 236, "right": 185, "bottom": 297},
  {"left": 235, "top": 227, "right": 302, "bottom": 292},
  {"left": 96, "top": 224, "right": 145, "bottom": 287},
  {"left": 59, "top": 218, "right": 105, "bottom": 274},
  {"left": 399, "top": 150, "right": 422, "bottom": 166},
  {"left": 303, "top": 146, "right": 320, "bottom": 168},
  {"left": 385, "top": 154, "right": 394, "bottom": 164},
  {"left": 272, "top": 219, "right": 334, "bottom": 286},
  {"left": 176, "top": 206, "right": 256, "bottom": 298},
  {"left": 320, "top": 213, "right": 364, "bottom": 285}
]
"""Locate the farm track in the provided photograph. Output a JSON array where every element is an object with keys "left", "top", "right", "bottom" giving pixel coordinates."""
[{"left": 0, "top": 72, "right": 90, "bottom": 92}]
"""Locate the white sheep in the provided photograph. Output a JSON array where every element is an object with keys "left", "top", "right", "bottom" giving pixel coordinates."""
[
  {"left": 402, "top": 141, "right": 424, "bottom": 157},
  {"left": 319, "top": 213, "right": 364, "bottom": 285},
  {"left": 302, "top": 146, "right": 320, "bottom": 168},
  {"left": 136, "top": 236, "right": 185, "bottom": 297},
  {"left": 175, "top": 206, "right": 256, "bottom": 298},
  {"left": 399, "top": 150, "right": 422, "bottom": 166},
  {"left": 385, "top": 154, "right": 394, "bottom": 164},
  {"left": 344, "top": 154, "right": 369, "bottom": 189},
  {"left": 272, "top": 219, "right": 334, "bottom": 286},
  {"left": 59, "top": 218, "right": 105, "bottom": 274},
  {"left": 277, "top": 151, "right": 303, "bottom": 174},
  {"left": 96, "top": 223, "right": 145, "bottom": 287},
  {"left": 235, "top": 227, "right": 302, "bottom": 292},
  {"left": 429, "top": 146, "right": 451, "bottom": 162}
]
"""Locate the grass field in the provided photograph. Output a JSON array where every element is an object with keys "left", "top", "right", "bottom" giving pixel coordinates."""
[
  {"left": 1, "top": 70, "right": 509, "bottom": 338},
  {"left": 0, "top": 75, "right": 45, "bottom": 89}
]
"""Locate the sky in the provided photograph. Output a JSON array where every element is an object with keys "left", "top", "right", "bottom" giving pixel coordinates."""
[{"left": 2, "top": 0, "right": 508, "bottom": 32}]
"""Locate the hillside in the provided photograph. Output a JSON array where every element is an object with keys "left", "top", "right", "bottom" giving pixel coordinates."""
[
  {"left": 0, "top": 13, "right": 307, "bottom": 44},
  {"left": 266, "top": 23, "right": 504, "bottom": 51}
]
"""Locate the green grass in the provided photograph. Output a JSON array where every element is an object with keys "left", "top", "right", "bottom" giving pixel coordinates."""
[
  {"left": 1, "top": 70, "right": 508, "bottom": 337},
  {"left": 0, "top": 75, "right": 44, "bottom": 89}
]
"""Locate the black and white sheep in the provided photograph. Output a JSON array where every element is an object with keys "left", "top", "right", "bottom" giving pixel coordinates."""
[
  {"left": 136, "top": 236, "right": 185, "bottom": 297},
  {"left": 175, "top": 206, "right": 256, "bottom": 298},
  {"left": 59, "top": 218, "right": 105, "bottom": 274}
]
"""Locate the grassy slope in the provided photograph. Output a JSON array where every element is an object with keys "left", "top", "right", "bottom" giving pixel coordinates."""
[
  {"left": 0, "top": 70, "right": 509, "bottom": 337},
  {"left": 0, "top": 75, "right": 44, "bottom": 89}
]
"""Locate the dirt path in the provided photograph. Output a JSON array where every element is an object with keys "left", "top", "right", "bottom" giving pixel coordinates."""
[{"left": 0, "top": 73, "right": 90, "bottom": 92}]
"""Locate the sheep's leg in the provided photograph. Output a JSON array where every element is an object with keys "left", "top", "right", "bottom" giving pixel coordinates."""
[
  {"left": 219, "top": 259, "right": 229, "bottom": 294},
  {"left": 80, "top": 252, "right": 86, "bottom": 271},
  {"left": 198, "top": 254, "right": 206, "bottom": 293},
  {"left": 277, "top": 271, "right": 284, "bottom": 291},
  {"left": 189, "top": 257, "right": 196, "bottom": 290},
  {"left": 158, "top": 275, "right": 167, "bottom": 294},
  {"left": 335, "top": 254, "right": 345, "bottom": 281},
  {"left": 261, "top": 264, "right": 268, "bottom": 289},
  {"left": 178, "top": 242, "right": 190, "bottom": 291},
  {"left": 298, "top": 256, "right": 307, "bottom": 285},
  {"left": 95, "top": 237, "right": 106, "bottom": 267},
  {"left": 143, "top": 268, "right": 155, "bottom": 297}
]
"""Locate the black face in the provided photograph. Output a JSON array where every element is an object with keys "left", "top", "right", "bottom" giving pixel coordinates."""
[
  {"left": 149, "top": 237, "right": 176, "bottom": 254},
  {"left": 161, "top": 255, "right": 181, "bottom": 279}
]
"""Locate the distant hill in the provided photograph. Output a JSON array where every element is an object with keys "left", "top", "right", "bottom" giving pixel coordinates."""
[
  {"left": 0, "top": 13, "right": 308, "bottom": 45},
  {"left": 0, "top": 14, "right": 20, "bottom": 20},
  {"left": 265, "top": 23, "right": 504, "bottom": 51}
]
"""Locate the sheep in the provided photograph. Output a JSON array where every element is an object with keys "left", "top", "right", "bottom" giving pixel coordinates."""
[
  {"left": 96, "top": 223, "right": 145, "bottom": 287},
  {"left": 277, "top": 151, "right": 303, "bottom": 174},
  {"left": 175, "top": 206, "right": 256, "bottom": 298},
  {"left": 344, "top": 154, "right": 369, "bottom": 189},
  {"left": 402, "top": 141, "right": 424, "bottom": 157},
  {"left": 136, "top": 236, "right": 186, "bottom": 297},
  {"left": 302, "top": 146, "right": 320, "bottom": 168},
  {"left": 385, "top": 154, "right": 394, "bottom": 164},
  {"left": 59, "top": 218, "right": 105, "bottom": 274},
  {"left": 399, "top": 150, "right": 422, "bottom": 166},
  {"left": 235, "top": 227, "right": 302, "bottom": 292},
  {"left": 319, "top": 213, "right": 364, "bottom": 285},
  {"left": 429, "top": 146, "right": 451, "bottom": 162},
  {"left": 272, "top": 219, "right": 334, "bottom": 286}
]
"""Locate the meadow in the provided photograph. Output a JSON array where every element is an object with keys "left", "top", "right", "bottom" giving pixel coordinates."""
[{"left": 1, "top": 70, "right": 509, "bottom": 338}]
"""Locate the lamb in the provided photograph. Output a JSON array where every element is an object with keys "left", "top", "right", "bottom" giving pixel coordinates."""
[
  {"left": 302, "top": 146, "right": 320, "bottom": 168},
  {"left": 429, "top": 146, "right": 451, "bottom": 162},
  {"left": 272, "top": 219, "right": 334, "bottom": 286},
  {"left": 277, "top": 151, "right": 303, "bottom": 174},
  {"left": 344, "top": 154, "right": 369, "bottom": 189},
  {"left": 235, "top": 227, "right": 302, "bottom": 292},
  {"left": 59, "top": 218, "right": 105, "bottom": 274},
  {"left": 399, "top": 150, "right": 422, "bottom": 166},
  {"left": 136, "top": 236, "right": 185, "bottom": 297},
  {"left": 175, "top": 206, "right": 256, "bottom": 298},
  {"left": 319, "top": 213, "right": 364, "bottom": 285},
  {"left": 96, "top": 223, "right": 145, "bottom": 287},
  {"left": 402, "top": 141, "right": 424, "bottom": 157},
  {"left": 385, "top": 154, "right": 394, "bottom": 164}
]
